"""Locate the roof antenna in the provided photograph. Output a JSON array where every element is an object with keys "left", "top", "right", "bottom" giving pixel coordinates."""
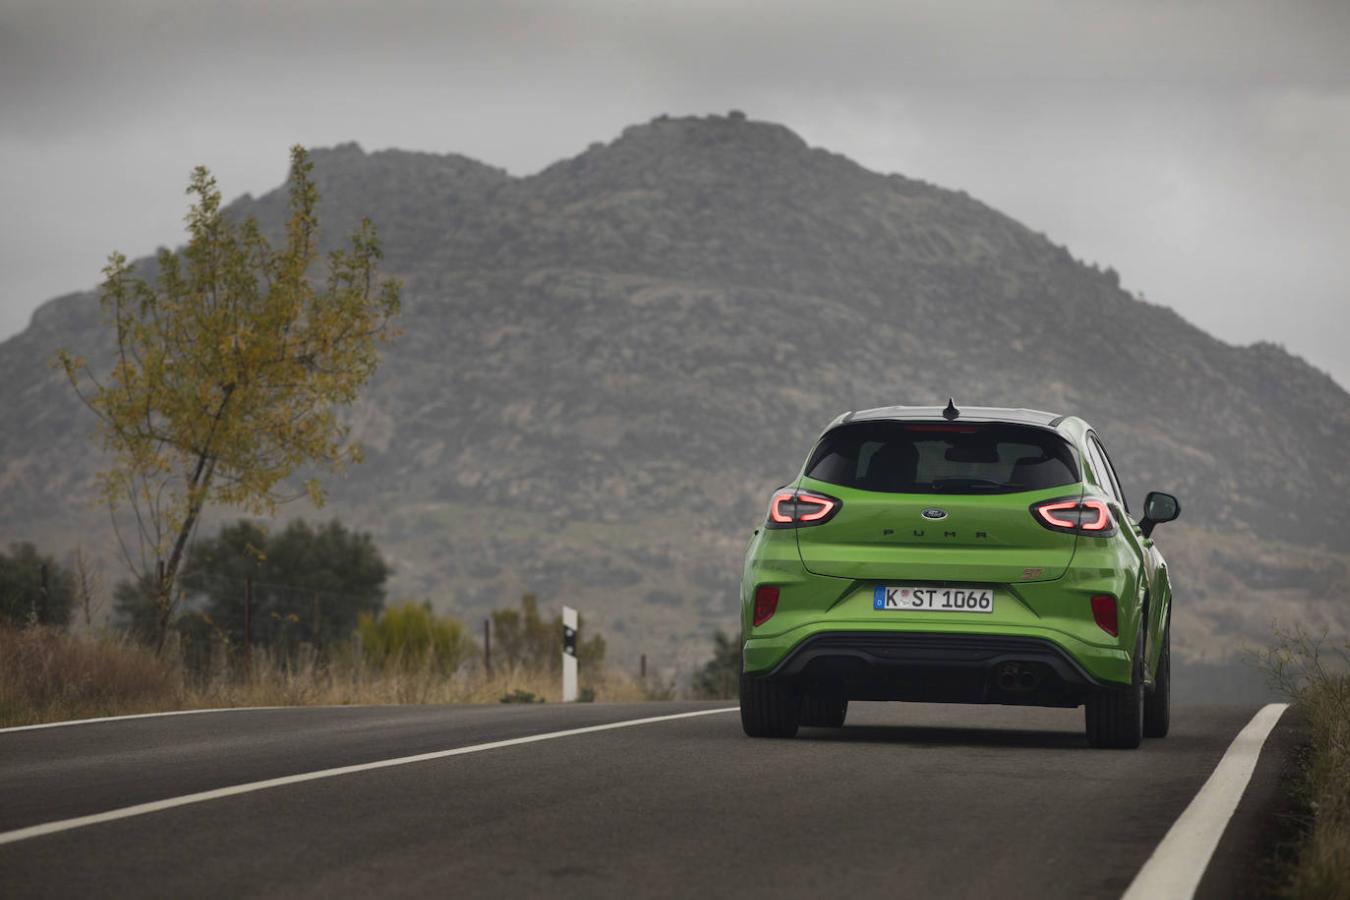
[{"left": 942, "top": 398, "right": 960, "bottom": 421}]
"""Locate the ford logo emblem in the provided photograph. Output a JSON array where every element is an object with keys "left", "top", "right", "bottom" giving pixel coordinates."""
[{"left": 921, "top": 508, "right": 948, "bottom": 520}]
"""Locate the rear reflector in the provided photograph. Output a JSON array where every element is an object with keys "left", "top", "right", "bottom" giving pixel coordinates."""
[
  {"left": 1091, "top": 595, "right": 1118, "bottom": 636},
  {"left": 753, "top": 585, "right": 780, "bottom": 627}
]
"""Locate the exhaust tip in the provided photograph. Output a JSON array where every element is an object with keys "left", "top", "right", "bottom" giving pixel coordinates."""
[{"left": 995, "top": 662, "right": 1043, "bottom": 693}]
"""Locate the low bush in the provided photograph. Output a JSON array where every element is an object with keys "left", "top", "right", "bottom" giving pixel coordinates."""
[
  {"left": 1261, "top": 627, "right": 1350, "bottom": 898},
  {"left": 356, "top": 602, "right": 472, "bottom": 675}
]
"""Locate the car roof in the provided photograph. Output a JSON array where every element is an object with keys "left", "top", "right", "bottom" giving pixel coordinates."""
[{"left": 840, "top": 405, "right": 1065, "bottom": 428}]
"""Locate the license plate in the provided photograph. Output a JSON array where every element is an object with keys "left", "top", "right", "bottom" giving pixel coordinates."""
[{"left": 873, "top": 585, "right": 995, "bottom": 613}]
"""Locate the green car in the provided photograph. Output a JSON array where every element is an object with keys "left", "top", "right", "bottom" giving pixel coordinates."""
[{"left": 739, "top": 402, "right": 1180, "bottom": 749}]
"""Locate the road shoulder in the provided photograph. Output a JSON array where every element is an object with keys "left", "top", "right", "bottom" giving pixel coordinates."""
[{"left": 1196, "top": 709, "right": 1308, "bottom": 899}]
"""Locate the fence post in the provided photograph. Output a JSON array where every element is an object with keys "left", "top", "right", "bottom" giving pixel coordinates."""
[
  {"left": 37, "top": 563, "right": 49, "bottom": 625},
  {"left": 311, "top": 591, "right": 321, "bottom": 652},
  {"left": 243, "top": 576, "right": 253, "bottom": 675},
  {"left": 562, "top": 606, "right": 578, "bottom": 702},
  {"left": 155, "top": 560, "right": 167, "bottom": 654},
  {"left": 640, "top": 653, "right": 647, "bottom": 680}
]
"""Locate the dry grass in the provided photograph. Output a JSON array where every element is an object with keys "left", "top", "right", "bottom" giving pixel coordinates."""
[
  {"left": 1261, "top": 628, "right": 1350, "bottom": 899},
  {"left": 1293, "top": 677, "right": 1350, "bottom": 899},
  {"left": 0, "top": 627, "right": 186, "bottom": 726},
  {"left": 0, "top": 626, "right": 665, "bottom": 728}
]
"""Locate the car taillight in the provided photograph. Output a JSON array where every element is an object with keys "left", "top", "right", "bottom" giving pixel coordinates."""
[
  {"left": 1030, "top": 497, "right": 1115, "bottom": 536},
  {"left": 1091, "top": 595, "right": 1118, "bottom": 636},
  {"left": 766, "top": 488, "right": 842, "bottom": 528},
  {"left": 753, "top": 585, "right": 780, "bottom": 626}
]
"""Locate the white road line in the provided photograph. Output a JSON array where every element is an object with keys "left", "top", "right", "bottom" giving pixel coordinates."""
[
  {"left": 0, "top": 706, "right": 291, "bottom": 734},
  {"left": 1122, "top": 702, "right": 1290, "bottom": 900},
  {"left": 0, "top": 706, "right": 738, "bottom": 846}
]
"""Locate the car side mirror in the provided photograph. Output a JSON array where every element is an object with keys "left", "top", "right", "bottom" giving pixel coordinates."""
[{"left": 1139, "top": 491, "right": 1180, "bottom": 538}]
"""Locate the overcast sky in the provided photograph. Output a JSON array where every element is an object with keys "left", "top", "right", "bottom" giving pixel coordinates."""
[{"left": 2, "top": 0, "right": 1347, "bottom": 387}]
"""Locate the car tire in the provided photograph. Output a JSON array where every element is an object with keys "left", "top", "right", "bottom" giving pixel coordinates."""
[
  {"left": 1144, "top": 625, "right": 1171, "bottom": 739},
  {"left": 740, "top": 673, "right": 801, "bottom": 738},
  {"left": 1085, "top": 631, "right": 1145, "bottom": 750},
  {"left": 800, "top": 693, "right": 848, "bottom": 728}
]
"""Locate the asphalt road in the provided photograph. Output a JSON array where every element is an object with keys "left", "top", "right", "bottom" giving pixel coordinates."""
[{"left": 0, "top": 702, "right": 1294, "bottom": 898}]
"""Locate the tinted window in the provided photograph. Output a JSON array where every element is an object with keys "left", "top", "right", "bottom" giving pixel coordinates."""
[{"left": 805, "top": 422, "right": 1079, "bottom": 494}]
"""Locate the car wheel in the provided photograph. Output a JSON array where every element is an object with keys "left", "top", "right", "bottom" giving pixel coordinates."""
[
  {"left": 740, "top": 673, "right": 801, "bottom": 738},
  {"left": 1085, "top": 630, "right": 1145, "bottom": 749},
  {"left": 1144, "top": 625, "right": 1171, "bottom": 738},
  {"left": 800, "top": 693, "right": 848, "bottom": 728}
]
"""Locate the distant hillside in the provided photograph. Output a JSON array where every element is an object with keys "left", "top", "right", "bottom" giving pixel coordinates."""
[{"left": 3, "top": 113, "right": 1347, "bottom": 672}]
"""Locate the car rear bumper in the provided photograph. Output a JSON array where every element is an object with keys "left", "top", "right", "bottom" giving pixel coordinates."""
[
  {"left": 743, "top": 624, "right": 1132, "bottom": 705},
  {"left": 768, "top": 632, "right": 1099, "bottom": 681}
]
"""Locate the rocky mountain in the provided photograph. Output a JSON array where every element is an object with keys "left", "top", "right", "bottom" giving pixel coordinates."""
[{"left": 3, "top": 113, "right": 1347, "bottom": 672}]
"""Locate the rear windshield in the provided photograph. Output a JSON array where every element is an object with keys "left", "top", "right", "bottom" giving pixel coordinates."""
[{"left": 804, "top": 421, "right": 1079, "bottom": 494}]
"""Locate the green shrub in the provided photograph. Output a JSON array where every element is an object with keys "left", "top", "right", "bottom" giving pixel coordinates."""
[
  {"left": 356, "top": 602, "right": 471, "bottom": 674},
  {"left": 693, "top": 630, "right": 740, "bottom": 699}
]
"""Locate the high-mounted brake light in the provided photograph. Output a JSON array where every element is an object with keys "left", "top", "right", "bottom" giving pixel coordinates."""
[
  {"left": 766, "top": 488, "right": 842, "bottom": 529},
  {"left": 753, "top": 585, "right": 780, "bottom": 627},
  {"left": 1031, "top": 497, "right": 1115, "bottom": 536},
  {"left": 1091, "top": 595, "right": 1119, "bottom": 636}
]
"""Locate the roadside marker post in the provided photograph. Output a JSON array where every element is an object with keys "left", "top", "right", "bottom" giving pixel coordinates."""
[{"left": 562, "top": 606, "right": 578, "bottom": 702}]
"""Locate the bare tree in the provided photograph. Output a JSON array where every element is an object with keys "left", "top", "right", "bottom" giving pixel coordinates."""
[{"left": 70, "top": 546, "right": 104, "bottom": 631}]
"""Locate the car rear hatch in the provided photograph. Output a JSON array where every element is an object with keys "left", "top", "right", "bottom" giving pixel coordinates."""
[{"left": 793, "top": 420, "right": 1081, "bottom": 584}]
